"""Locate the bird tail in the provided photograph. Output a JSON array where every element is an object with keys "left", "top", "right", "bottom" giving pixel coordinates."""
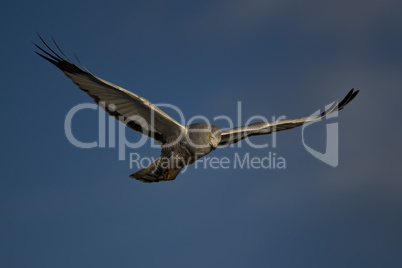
[{"left": 129, "top": 157, "right": 183, "bottom": 183}]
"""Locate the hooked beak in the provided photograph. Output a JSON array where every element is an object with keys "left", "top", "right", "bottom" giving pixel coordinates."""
[{"left": 211, "top": 140, "right": 219, "bottom": 149}]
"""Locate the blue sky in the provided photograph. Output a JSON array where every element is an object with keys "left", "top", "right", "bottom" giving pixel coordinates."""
[{"left": 1, "top": 0, "right": 402, "bottom": 267}]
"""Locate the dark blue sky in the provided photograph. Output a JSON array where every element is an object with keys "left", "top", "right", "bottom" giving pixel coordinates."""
[{"left": 1, "top": 0, "right": 402, "bottom": 267}]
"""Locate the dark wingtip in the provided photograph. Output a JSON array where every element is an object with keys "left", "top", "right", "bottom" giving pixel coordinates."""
[
  {"left": 33, "top": 34, "right": 91, "bottom": 75},
  {"left": 34, "top": 51, "right": 60, "bottom": 67},
  {"left": 337, "top": 88, "right": 359, "bottom": 111},
  {"left": 350, "top": 90, "right": 360, "bottom": 100}
]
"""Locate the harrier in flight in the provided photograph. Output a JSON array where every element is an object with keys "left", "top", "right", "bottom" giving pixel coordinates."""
[{"left": 35, "top": 36, "right": 359, "bottom": 182}]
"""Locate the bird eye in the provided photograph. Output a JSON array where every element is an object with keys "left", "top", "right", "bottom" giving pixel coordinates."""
[{"left": 209, "top": 136, "right": 213, "bottom": 140}]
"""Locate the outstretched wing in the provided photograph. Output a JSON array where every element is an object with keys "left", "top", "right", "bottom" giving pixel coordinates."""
[
  {"left": 34, "top": 35, "right": 185, "bottom": 144},
  {"left": 219, "top": 89, "right": 359, "bottom": 146}
]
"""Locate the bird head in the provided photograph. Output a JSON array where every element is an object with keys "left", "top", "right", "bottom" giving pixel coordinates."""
[{"left": 208, "top": 130, "right": 221, "bottom": 149}]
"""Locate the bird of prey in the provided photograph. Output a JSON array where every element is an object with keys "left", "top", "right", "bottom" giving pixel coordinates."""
[{"left": 34, "top": 36, "right": 359, "bottom": 183}]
